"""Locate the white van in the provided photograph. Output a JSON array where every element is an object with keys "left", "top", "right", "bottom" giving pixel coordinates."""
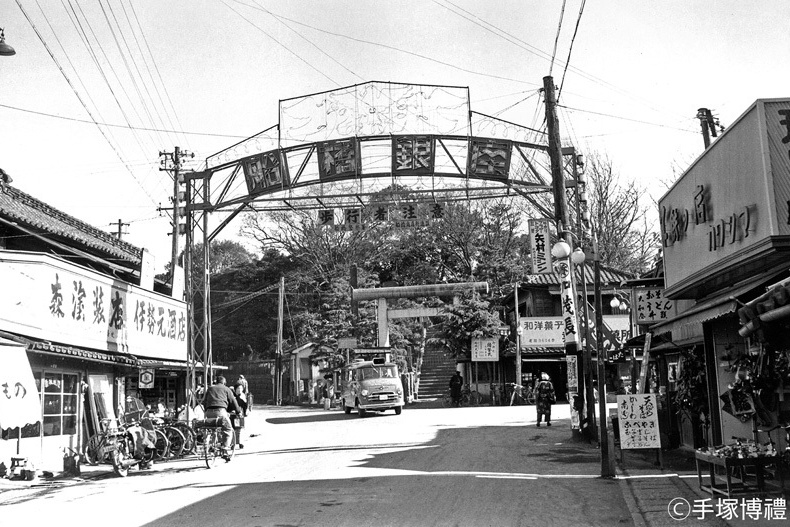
[{"left": 340, "top": 357, "right": 404, "bottom": 417}]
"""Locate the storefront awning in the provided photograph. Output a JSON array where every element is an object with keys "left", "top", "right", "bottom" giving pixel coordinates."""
[
  {"left": 649, "top": 265, "right": 790, "bottom": 336},
  {"left": 27, "top": 339, "right": 138, "bottom": 366},
  {"left": 520, "top": 346, "right": 564, "bottom": 356},
  {"left": 137, "top": 358, "right": 227, "bottom": 371},
  {"left": 0, "top": 338, "right": 42, "bottom": 430}
]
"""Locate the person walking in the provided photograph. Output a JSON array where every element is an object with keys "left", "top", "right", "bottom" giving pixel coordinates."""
[
  {"left": 232, "top": 379, "right": 248, "bottom": 449},
  {"left": 534, "top": 372, "right": 556, "bottom": 427},
  {"left": 449, "top": 371, "right": 463, "bottom": 407}
]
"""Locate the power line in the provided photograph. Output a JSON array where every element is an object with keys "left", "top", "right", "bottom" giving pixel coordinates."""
[
  {"left": 0, "top": 102, "right": 249, "bottom": 139},
  {"left": 549, "top": 0, "right": 568, "bottom": 77},
  {"left": 14, "top": 0, "right": 160, "bottom": 208},
  {"left": 558, "top": 104, "right": 698, "bottom": 133},
  {"left": 557, "top": 0, "right": 587, "bottom": 102}
]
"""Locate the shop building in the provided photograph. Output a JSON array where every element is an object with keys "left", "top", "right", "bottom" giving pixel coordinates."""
[
  {"left": 652, "top": 98, "right": 790, "bottom": 453},
  {"left": 0, "top": 182, "right": 187, "bottom": 471},
  {"left": 504, "top": 265, "right": 633, "bottom": 400}
]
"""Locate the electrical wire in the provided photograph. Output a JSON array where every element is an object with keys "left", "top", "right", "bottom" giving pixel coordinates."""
[
  {"left": 0, "top": 102, "right": 249, "bottom": 139},
  {"left": 221, "top": 0, "right": 341, "bottom": 87},
  {"left": 14, "top": 0, "right": 161, "bottom": 208},
  {"left": 558, "top": 104, "right": 698, "bottom": 133},
  {"left": 557, "top": 0, "right": 586, "bottom": 102},
  {"left": 549, "top": 0, "right": 568, "bottom": 77}
]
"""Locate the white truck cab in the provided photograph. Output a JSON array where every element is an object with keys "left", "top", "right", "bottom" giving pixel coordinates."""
[{"left": 340, "top": 357, "right": 404, "bottom": 417}]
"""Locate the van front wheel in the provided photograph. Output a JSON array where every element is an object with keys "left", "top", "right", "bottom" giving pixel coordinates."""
[
  {"left": 343, "top": 400, "right": 351, "bottom": 414},
  {"left": 394, "top": 406, "right": 402, "bottom": 415}
]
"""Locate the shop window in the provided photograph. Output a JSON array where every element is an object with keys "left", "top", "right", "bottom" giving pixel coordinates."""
[{"left": 42, "top": 372, "right": 79, "bottom": 436}]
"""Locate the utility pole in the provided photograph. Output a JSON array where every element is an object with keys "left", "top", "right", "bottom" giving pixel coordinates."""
[
  {"left": 276, "top": 275, "right": 284, "bottom": 406},
  {"left": 108, "top": 218, "right": 129, "bottom": 239},
  {"left": 514, "top": 282, "right": 522, "bottom": 387},
  {"left": 594, "top": 235, "right": 615, "bottom": 477},
  {"left": 696, "top": 108, "right": 719, "bottom": 149},
  {"left": 159, "top": 146, "right": 194, "bottom": 286},
  {"left": 544, "top": 75, "right": 586, "bottom": 436}
]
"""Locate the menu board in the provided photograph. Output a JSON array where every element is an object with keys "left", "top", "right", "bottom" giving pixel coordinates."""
[{"left": 616, "top": 394, "right": 660, "bottom": 449}]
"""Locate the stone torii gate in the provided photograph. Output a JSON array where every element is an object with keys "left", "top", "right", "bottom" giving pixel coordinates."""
[{"left": 350, "top": 282, "right": 489, "bottom": 347}]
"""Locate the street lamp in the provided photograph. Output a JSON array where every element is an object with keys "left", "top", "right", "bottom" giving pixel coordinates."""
[{"left": 0, "top": 28, "right": 16, "bottom": 57}]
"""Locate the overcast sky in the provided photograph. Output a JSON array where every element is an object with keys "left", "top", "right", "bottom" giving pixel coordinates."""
[{"left": 2, "top": 1, "right": 789, "bottom": 271}]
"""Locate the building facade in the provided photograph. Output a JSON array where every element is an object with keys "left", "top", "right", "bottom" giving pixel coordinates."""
[
  {"left": 653, "top": 98, "right": 790, "bottom": 453},
  {"left": 0, "top": 182, "right": 188, "bottom": 472}
]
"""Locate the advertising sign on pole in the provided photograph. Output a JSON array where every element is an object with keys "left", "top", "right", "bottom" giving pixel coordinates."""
[
  {"left": 616, "top": 394, "right": 660, "bottom": 449},
  {"left": 471, "top": 337, "right": 498, "bottom": 362},
  {"left": 529, "top": 219, "right": 552, "bottom": 274},
  {"left": 553, "top": 257, "right": 580, "bottom": 352}
]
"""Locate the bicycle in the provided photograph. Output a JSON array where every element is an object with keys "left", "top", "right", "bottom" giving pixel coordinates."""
[
  {"left": 194, "top": 416, "right": 236, "bottom": 468},
  {"left": 506, "top": 383, "right": 536, "bottom": 406},
  {"left": 441, "top": 384, "right": 482, "bottom": 407},
  {"left": 152, "top": 416, "right": 187, "bottom": 460},
  {"left": 84, "top": 418, "right": 125, "bottom": 465}
]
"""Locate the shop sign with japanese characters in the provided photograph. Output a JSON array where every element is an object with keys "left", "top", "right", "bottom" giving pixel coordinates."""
[
  {"left": 553, "top": 256, "right": 580, "bottom": 352},
  {"left": 528, "top": 219, "right": 552, "bottom": 274},
  {"left": 317, "top": 202, "right": 447, "bottom": 231},
  {"left": 617, "top": 394, "right": 660, "bottom": 449},
  {"left": 471, "top": 337, "right": 498, "bottom": 362},
  {"left": 635, "top": 287, "right": 676, "bottom": 324},
  {"left": 0, "top": 251, "right": 187, "bottom": 362},
  {"left": 520, "top": 315, "right": 629, "bottom": 350}
]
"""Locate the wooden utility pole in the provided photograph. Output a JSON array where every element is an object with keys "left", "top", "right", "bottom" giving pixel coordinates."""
[
  {"left": 276, "top": 275, "right": 284, "bottom": 406},
  {"left": 108, "top": 218, "right": 129, "bottom": 239},
  {"left": 594, "top": 236, "right": 614, "bottom": 477},
  {"left": 544, "top": 75, "right": 586, "bottom": 431},
  {"left": 514, "top": 283, "right": 522, "bottom": 386}
]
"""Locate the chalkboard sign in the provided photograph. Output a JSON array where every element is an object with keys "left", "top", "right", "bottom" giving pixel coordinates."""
[{"left": 616, "top": 394, "right": 660, "bottom": 449}]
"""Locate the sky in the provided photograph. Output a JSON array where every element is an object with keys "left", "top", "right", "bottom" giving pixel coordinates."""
[{"left": 1, "top": 0, "right": 789, "bottom": 272}]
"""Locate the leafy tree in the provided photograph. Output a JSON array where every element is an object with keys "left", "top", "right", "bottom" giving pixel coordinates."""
[{"left": 428, "top": 291, "right": 502, "bottom": 358}]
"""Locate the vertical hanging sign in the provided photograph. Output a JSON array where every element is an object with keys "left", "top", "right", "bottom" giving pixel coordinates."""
[
  {"left": 529, "top": 219, "right": 552, "bottom": 274},
  {"left": 553, "top": 256, "right": 580, "bottom": 353}
]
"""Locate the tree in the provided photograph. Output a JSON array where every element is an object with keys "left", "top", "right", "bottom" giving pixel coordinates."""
[
  {"left": 428, "top": 291, "right": 502, "bottom": 359},
  {"left": 583, "top": 152, "right": 658, "bottom": 276}
]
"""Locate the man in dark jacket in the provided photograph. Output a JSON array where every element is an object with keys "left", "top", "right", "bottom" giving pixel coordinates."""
[
  {"left": 204, "top": 376, "right": 241, "bottom": 452},
  {"left": 449, "top": 371, "right": 463, "bottom": 407}
]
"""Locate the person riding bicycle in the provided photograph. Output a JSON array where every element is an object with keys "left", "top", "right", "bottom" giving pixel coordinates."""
[
  {"left": 203, "top": 376, "right": 241, "bottom": 458},
  {"left": 449, "top": 371, "right": 463, "bottom": 407}
]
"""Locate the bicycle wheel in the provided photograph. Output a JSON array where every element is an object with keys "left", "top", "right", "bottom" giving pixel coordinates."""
[
  {"left": 164, "top": 427, "right": 186, "bottom": 458},
  {"left": 469, "top": 391, "right": 482, "bottom": 407},
  {"left": 203, "top": 429, "right": 219, "bottom": 469},
  {"left": 526, "top": 391, "right": 536, "bottom": 405},
  {"left": 441, "top": 393, "right": 452, "bottom": 408},
  {"left": 84, "top": 434, "right": 103, "bottom": 466},
  {"left": 172, "top": 421, "right": 196, "bottom": 454},
  {"left": 460, "top": 394, "right": 470, "bottom": 407},
  {"left": 153, "top": 429, "right": 169, "bottom": 461}
]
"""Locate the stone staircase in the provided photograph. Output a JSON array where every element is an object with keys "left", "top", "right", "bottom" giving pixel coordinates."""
[{"left": 417, "top": 347, "right": 457, "bottom": 400}]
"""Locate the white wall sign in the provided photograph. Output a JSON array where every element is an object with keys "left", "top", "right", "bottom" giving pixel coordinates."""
[
  {"left": 529, "top": 219, "right": 552, "bottom": 274},
  {"left": 617, "top": 394, "right": 660, "bottom": 449},
  {"left": 0, "top": 251, "right": 187, "bottom": 362},
  {"left": 635, "top": 287, "right": 676, "bottom": 324},
  {"left": 471, "top": 337, "right": 498, "bottom": 362}
]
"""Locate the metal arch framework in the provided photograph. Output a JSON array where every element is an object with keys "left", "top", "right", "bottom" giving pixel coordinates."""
[{"left": 183, "top": 81, "right": 576, "bottom": 401}]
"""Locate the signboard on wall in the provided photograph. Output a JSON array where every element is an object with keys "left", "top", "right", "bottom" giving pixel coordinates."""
[
  {"left": 139, "top": 369, "right": 155, "bottom": 389},
  {"left": 635, "top": 288, "right": 676, "bottom": 324},
  {"left": 616, "top": 394, "right": 660, "bottom": 449},
  {"left": 528, "top": 219, "right": 552, "bottom": 274},
  {"left": 0, "top": 251, "right": 187, "bottom": 362},
  {"left": 520, "top": 315, "right": 631, "bottom": 351},
  {"left": 471, "top": 337, "right": 498, "bottom": 362}
]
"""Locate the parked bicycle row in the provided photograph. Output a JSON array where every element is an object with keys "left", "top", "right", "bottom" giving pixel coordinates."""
[{"left": 84, "top": 376, "right": 249, "bottom": 476}]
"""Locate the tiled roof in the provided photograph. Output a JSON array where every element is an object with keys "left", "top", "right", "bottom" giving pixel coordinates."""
[
  {"left": 28, "top": 340, "right": 138, "bottom": 366},
  {"left": 0, "top": 185, "right": 142, "bottom": 265},
  {"left": 521, "top": 265, "right": 633, "bottom": 287}
]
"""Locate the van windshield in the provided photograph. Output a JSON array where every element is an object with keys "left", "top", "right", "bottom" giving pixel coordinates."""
[{"left": 359, "top": 366, "right": 397, "bottom": 380}]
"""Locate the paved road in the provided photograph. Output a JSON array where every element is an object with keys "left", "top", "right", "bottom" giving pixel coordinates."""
[{"left": 1, "top": 403, "right": 637, "bottom": 527}]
